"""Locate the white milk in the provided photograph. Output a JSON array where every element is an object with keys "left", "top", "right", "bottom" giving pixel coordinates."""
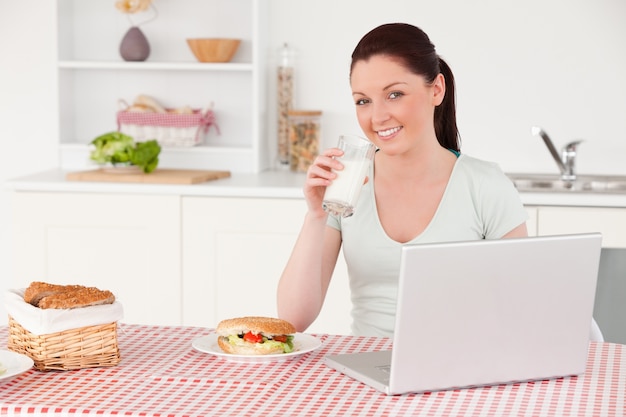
[{"left": 324, "top": 159, "right": 370, "bottom": 206}]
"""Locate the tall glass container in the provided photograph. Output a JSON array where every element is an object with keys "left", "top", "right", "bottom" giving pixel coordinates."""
[
  {"left": 277, "top": 43, "right": 294, "bottom": 168},
  {"left": 288, "top": 110, "right": 322, "bottom": 172}
]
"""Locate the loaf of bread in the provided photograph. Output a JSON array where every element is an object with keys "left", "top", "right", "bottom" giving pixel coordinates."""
[{"left": 23, "top": 281, "right": 115, "bottom": 309}]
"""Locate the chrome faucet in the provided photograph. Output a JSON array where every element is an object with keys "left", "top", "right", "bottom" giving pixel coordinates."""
[{"left": 531, "top": 126, "right": 582, "bottom": 181}]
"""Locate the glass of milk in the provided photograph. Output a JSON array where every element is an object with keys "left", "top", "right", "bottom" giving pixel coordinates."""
[{"left": 322, "top": 134, "right": 376, "bottom": 218}]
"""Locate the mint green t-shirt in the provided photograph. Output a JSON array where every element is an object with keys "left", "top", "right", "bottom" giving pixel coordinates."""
[{"left": 327, "top": 154, "right": 528, "bottom": 337}]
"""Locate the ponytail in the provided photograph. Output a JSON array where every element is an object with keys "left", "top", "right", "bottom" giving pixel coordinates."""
[{"left": 435, "top": 58, "right": 460, "bottom": 152}]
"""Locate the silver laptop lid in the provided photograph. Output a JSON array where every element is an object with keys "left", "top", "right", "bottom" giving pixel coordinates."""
[{"left": 389, "top": 233, "right": 602, "bottom": 394}]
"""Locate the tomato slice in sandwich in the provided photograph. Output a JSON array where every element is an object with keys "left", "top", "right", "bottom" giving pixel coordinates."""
[{"left": 243, "top": 331, "right": 263, "bottom": 343}]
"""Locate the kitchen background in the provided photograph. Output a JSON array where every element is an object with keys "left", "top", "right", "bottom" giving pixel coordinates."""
[{"left": 1, "top": 0, "right": 625, "bottom": 322}]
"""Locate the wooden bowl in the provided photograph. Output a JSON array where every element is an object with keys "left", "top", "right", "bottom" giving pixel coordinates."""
[{"left": 186, "top": 38, "right": 241, "bottom": 63}]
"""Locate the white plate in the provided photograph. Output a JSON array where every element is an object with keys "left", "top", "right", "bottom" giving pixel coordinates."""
[
  {"left": 192, "top": 333, "right": 322, "bottom": 363},
  {"left": 0, "top": 350, "right": 34, "bottom": 382}
]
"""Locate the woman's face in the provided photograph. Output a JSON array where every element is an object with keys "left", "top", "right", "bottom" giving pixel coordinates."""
[{"left": 350, "top": 55, "right": 445, "bottom": 155}]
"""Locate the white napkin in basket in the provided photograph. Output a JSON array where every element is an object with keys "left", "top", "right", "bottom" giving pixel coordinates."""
[{"left": 4, "top": 288, "right": 124, "bottom": 335}]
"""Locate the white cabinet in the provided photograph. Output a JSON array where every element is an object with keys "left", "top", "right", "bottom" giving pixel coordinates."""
[
  {"left": 533, "top": 206, "right": 626, "bottom": 248},
  {"left": 9, "top": 191, "right": 351, "bottom": 333},
  {"left": 10, "top": 189, "right": 623, "bottom": 335},
  {"left": 56, "top": 0, "right": 268, "bottom": 173},
  {"left": 529, "top": 205, "right": 626, "bottom": 343},
  {"left": 181, "top": 196, "right": 352, "bottom": 335},
  {"left": 11, "top": 192, "right": 182, "bottom": 326}
]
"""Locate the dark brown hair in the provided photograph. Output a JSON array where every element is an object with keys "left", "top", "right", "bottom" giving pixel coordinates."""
[{"left": 350, "top": 23, "right": 460, "bottom": 152}]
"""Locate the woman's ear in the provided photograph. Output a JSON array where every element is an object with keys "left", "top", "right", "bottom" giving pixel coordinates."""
[{"left": 432, "top": 73, "right": 446, "bottom": 106}]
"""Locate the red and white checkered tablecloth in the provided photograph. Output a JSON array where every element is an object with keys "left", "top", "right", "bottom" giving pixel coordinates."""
[{"left": 1, "top": 324, "right": 625, "bottom": 417}]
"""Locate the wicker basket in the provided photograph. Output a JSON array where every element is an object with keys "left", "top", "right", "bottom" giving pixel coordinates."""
[
  {"left": 117, "top": 106, "right": 220, "bottom": 147},
  {"left": 7, "top": 315, "right": 121, "bottom": 371}
]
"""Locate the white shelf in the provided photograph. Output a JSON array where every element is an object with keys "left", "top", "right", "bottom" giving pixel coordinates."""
[
  {"left": 59, "top": 142, "right": 257, "bottom": 172},
  {"left": 60, "top": 142, "right": 252, "bottom": 152},
  {"left": 56, "top": 0, "right": 268, "bottom": 173},
  {"left": 58, "top": 61, "right": 254, "bottom": 72}
]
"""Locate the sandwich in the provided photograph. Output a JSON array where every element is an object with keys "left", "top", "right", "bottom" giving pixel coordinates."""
[{"left": 216, "top": 316, "right": 296, "bottom": 355}]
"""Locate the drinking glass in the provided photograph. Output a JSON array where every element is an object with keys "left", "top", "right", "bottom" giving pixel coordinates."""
[{"left": 322, "top": 134, "right": 376, "bottom": 218}]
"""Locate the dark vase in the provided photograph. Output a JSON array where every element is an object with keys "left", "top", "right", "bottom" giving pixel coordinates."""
[{"left": 120, "top": 26, "right": 150, "bottom": 62}]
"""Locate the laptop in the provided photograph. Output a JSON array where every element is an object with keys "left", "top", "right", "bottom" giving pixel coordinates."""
[{"left": 325, "top": 233, "right": 602, "bottom": 395}]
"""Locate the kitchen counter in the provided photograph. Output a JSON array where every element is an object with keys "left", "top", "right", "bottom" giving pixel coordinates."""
[
  {"left": 4, "top": 168, "right": 307, "bottom": 199},
  {"left": 6, "top": 168, "right": 626, "bottom": 207}
]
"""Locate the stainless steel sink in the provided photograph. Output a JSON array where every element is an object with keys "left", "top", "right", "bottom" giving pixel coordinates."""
[{"left": 507, "top": 173, "right": 626, "bottom": 194}]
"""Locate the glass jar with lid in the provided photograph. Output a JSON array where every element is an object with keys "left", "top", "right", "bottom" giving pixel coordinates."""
[
  {"left": 277, "top": 43, "right": 294, "bottom": 168},
  {"left": 287, "top": 110, "right": 322, "bottom": 172}
]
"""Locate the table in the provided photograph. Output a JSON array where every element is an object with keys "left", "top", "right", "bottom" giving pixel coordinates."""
[{"left": 1, "top": 324, "right": 625, "bottom": 417}]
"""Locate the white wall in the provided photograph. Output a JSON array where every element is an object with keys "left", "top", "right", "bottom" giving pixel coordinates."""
[
  {"left": 266, "top": 0, "right": 626, "bottom": 175},
  {"left": 1, "top": 0, "right": 625, "bottom": 321},
  {"left": 0, "top": 1, "right": 58, "bottom": 321}
]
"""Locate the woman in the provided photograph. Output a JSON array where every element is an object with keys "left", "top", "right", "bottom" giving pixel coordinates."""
[{"left": 277, "top": 23, "right": 528, "bottom": 337}]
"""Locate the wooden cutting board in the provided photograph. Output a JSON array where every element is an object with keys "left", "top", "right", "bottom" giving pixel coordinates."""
[{"left": 66, "top": 168, "right": 231, "bottom": 185}]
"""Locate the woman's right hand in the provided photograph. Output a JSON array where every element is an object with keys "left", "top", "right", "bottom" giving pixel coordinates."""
[{"left": 304, "top": 147, "right": 344, "bottom": 216}]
